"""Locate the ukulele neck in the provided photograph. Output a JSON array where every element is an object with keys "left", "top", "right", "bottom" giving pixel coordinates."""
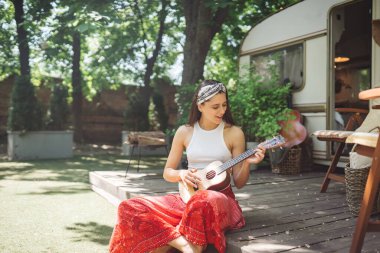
[{"left": 216, "top": 149, "right": 257, "bottom": 175}]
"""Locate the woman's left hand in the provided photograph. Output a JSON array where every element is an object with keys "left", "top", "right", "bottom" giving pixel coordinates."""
[{"left": 246, "top": 146, "right": 266, "bottom": 164}]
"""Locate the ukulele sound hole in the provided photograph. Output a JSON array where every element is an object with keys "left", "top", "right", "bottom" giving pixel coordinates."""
[{"left": 206, "top": 170, "right": 216, "bottom": 180}]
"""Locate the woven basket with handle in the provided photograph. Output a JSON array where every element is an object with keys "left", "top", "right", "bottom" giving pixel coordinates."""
[{"left": 344, "top": 163, "right": 380, "bottom": 216}]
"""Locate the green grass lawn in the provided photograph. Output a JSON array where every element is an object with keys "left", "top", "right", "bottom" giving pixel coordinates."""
[{"left": 0, "top": 146, "right": 167, "bottom": 253}]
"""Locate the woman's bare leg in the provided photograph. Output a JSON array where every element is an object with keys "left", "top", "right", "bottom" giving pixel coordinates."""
[{"left": 168, "top": 236, "right": 204, "bottom": 253}]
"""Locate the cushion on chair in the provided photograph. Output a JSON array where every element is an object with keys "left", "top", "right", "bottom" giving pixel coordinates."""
[
  {"left": 313, "top": 130, "right": 355, "bottom": 142},
  {"left": 346, "top": 132, "right": 379, "bottom": 148},
  {"left": 127, "top": 131, "right": 166, "bottom": 145}
]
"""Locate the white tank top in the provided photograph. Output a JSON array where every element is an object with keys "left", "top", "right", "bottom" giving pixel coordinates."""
[{"left": 186, "top": 121, "right": 232, "bottom": 169}]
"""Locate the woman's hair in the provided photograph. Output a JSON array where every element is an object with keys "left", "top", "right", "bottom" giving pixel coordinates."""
[{"left": 187, "top": 80, "right": 235, "bottom": 126}]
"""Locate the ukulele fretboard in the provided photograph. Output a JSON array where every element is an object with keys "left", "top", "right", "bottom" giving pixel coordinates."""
[{"left": 216, "top": 149, "right": 257, "bottom": 175}]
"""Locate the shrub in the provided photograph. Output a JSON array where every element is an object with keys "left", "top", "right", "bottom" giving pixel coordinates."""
[
  {"left": 228, "top": 73, "right": 292, "bottom": 142},
  {"left": 47, "top": 84, "right": 70, "bottom": 130},
  {"left": 124, "top": 87, "right": 150, "bottom": 131},
  {"left": 7, "top": 75, "right": 44, "bottom": 131}
]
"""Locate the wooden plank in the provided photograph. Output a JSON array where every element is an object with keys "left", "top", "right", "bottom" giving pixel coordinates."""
[
  {"left": 236, "top": 200, "right": 349, "bottom": 232},
  {"left": 292, "top": 232, "right": 380, "bottom": 252},
  {"left": 90, "top": 169, "right": 380, "bottom": 252},
  {"left": 228, "top": 216, "right": 356, "bottom": 252}
]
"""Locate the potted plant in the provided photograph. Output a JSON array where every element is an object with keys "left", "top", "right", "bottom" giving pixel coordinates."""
[
  {"left": 7, "top": 79, "right": 74, "bottom": 160},
  {"left": 229, "top": 73, "right": 292, "bottom": 142},
  {"left": 228, "top": 72, "right": 292, "bottom": 169}
]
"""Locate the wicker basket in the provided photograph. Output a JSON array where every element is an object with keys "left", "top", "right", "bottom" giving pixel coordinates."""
[
  {"left": 344, "top": 164, "right": 380, "bottom": 216},
  {"left": 271, "top": 146, "right": 301, "bottom": 175}
]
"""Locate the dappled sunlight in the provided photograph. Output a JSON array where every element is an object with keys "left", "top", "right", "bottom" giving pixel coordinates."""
[
  {"left": 66, "top": 221, "right": 113, "bottom": 245},
  {"left": 241, "top": 206, "right": 254, "bottom": 212},
  {"left": 122, "top": 186, "right": 152, "bottom": 193},
  {"left": 0, "top": 162, "right": 34, "bottom": 169},
  {"left": 240, "top": 204, "right": 270, "bottom": 211},
  {"left": 114, "top": 158, "right": 129, "bottom": 164},
  {"left": 81, "top": 156, "right": 98, "bottom": 161},
  {"left": 122, "top": 172, "right": 162, "bottom": 179},
  {"left": 98, "top": 160, "right": 114, "bottom": 165},
  {"left": 66, "top": 161, "right": 84, "bottom": 166},
  {"left": 20, "top": 184, "right": 90, "bottom": 195},
  {"left": 240, "top": 240, "right": 316, "bottom": 252},
  {"left": 235, "top": 192, "right": 253, "bottom": 200},
  {"left": 0, "top": 153, "right": 166, "bottom": 184},
  {"left": 7, "top": 169, "right": 63, "bottom": 180}
]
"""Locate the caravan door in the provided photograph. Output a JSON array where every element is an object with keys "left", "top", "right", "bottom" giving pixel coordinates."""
[{"left": 328, "top": 0, "right": 372, "bottom": 158}]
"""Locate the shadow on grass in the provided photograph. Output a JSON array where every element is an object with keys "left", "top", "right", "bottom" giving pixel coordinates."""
[
  {"left": 0, "top": 154, "right": 167, "bottom": 184},
  {"left": 19, "top": 185, "right": 91, "bottom": 195},
  {"left": 66, "top": 221, "right": 113, "bottom": 245}
]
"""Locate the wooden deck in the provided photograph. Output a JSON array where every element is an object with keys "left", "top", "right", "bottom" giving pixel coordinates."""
[{"left": 89, "top": 168, "right": 380, "bottom": 252}]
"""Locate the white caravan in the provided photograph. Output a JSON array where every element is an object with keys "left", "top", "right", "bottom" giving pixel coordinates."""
[{"left": 239, "top": 0, "right": 380, "bottom": 165}]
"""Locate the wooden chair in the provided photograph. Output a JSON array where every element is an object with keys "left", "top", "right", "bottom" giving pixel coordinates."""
[
  {"left": 313, "top": 107, "right": 368, "bottom": 192},
  {"left": 345, "top": 87, "right": 380, "bottom": 252},
  {"left": 125, "top": 131, "right": 168, "bottom": 174}
]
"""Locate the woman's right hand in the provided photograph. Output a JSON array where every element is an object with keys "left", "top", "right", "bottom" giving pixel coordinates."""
[{"left": 179, "top": 169, "right": 200, "bottom": 188}]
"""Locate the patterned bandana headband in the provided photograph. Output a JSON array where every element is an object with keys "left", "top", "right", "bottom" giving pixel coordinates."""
[{"left": 196, "top": 83, "right": 226, "bottom": 104}]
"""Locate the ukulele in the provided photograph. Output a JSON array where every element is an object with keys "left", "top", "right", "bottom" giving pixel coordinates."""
[
  {"left": 269, "top": 110, "right": 307, "bottom": 165},
  {"left": 179, "top": 135, "right": 286, "bottom": 203},
  {"left": 279, "top": 110, "right": 307, "bottom": 148}
]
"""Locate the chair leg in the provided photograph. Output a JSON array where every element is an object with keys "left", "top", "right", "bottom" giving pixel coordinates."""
[
  {"left": 350, "top": 157, "right": 380, "bottom": 253},
  {"left": 125, "top": 145, "right": 136, "bottom": 177},
  {"left": 137, "top": 146, "right": 142, "bottom": 173},
  {"left": 320, "top": 141, "right": 346, "bottom": 193}
]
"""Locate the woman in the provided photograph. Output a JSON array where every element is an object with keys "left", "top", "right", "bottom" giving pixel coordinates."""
[{"left": 109, "top": 80, "right": 266, "bottom": 253}]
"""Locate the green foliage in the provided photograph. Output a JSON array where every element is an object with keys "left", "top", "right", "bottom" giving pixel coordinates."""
[
  {"left": 0, "top": 0, "right": 18, "bottom": 79},
  {"left": 229, "top": 71, "right": 292, "bottom": 141},
  {"left": 7, "top": 75, "right": 44, "bottom": 131},
  {"left": 47, "top": 84, "right": 70, "bottom": 130},
  {"left": 124, "top": 87, "right": 150, "bottom": 131},
  {"left": 152, "top": 92, "right": 168, "bottom": 131},
  {"left": 87, "top": 0, "right": 182, "bottom": 89},
  {"left": 174, "top": 84, "right": 197, "bottom": 127},
  {"left": 205, "top": 0, "right": 301, "bottom": 80}
]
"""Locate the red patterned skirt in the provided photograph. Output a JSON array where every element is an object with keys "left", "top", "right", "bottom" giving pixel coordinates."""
[{"left": 109, "top": 185, "right": 245, "bottom": 253}]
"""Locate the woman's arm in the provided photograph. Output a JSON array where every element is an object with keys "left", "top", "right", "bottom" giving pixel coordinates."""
[
  {"left": 163, "top": 126, "right": 186, "bottom": 183},
  {"left": 230, "top": 127, "right": 265, "bottom": 189},
  {"left": 163, "top": 126, "right": 200, "bottom": 188}
]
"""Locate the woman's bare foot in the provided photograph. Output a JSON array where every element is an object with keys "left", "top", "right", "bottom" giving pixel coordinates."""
[
  {"left": 151, "top": 245, "right": 173, "bottom": 253},
  {"left": 168, "top": 236, "right": 204, "bottom": 253},
  {"left": 189, "top": 242, "right": 205, "bottom": 253}
]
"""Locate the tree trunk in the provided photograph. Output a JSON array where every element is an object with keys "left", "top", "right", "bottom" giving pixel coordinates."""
[
  {"left": 181, "top": 0, "right": 229, "bottom": 86},
  {"left": 143, "top": 0, "right": 167, "bottom": 88},
  {"left": 140, "top": 0, "right": 168, "bottom": 129},
  {"left": 12, "top": 0, "right": 30, "bottom": 78},
  {"left": 71, "top": 31, "right": 83, "bottom": 142}
]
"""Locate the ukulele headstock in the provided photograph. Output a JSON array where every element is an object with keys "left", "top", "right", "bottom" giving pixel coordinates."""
[{"left": 259, "top": 135, "right": 286, "bottom": 150}]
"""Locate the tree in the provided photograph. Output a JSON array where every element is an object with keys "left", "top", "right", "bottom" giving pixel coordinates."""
[
  {"left": 7, "top": 0, "right": 51, "bottom": 131},
  {"left": 181, "top": 0, "right": 230, "bottom": 86},
  {"left": 0, "top": 0, "right": 18, "bottom": 79},
  {"left": 90, "top": 0, "right": 178, "bottom": 130},
  {"left": 42, "top": 0, "right": 113, "bottom": 141},
  {"left": 181, "top": 0, "right": 300, "bottom": 86},
  {"left": 12, "top": 0, "right": 31, "bottom": 78},
  {"left": 129, "top": 0, "right": 169, "bottom": 130}
]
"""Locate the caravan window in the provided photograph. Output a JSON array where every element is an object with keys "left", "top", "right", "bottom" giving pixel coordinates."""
[{"left": 250, "top": 43, "right": 304, "bottom": 90}]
